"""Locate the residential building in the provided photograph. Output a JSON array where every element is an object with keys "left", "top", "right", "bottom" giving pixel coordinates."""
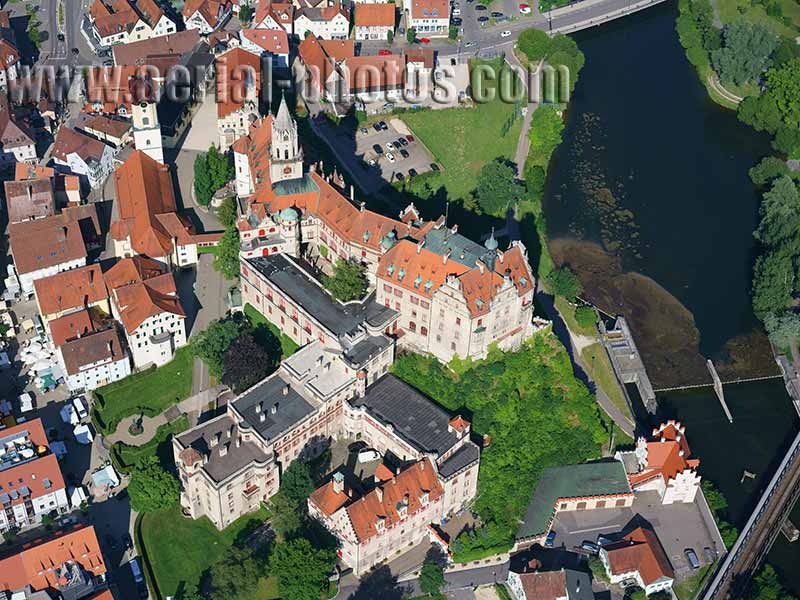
[
  {"left": 296, "top": 34, "right": 355, "bottom": 102},
  {"left": 506, "top": 566, "right": 594, "bottom": 600},
  {"left": 617, "top": 420, "right": 702, "bottom": 505},
  {"left": 75, "top": 112, "right": 132, "bottom": 148},
  {"left": 33, "top": 263, "right": 110, "bottom": 325},
  {"left": 253, "top": 0, "right": 294, "bottom": 33},
  {"left": 8, "top": 206, "right": 101, "bottom": 296},
  {"left": 0, "top": 419, "right": 69, "bottom": 533},
  {"left": 354, "top": 3, "right": 395, "bottom": 41},
  {"left": 110, "top": 150, "right": 221, "bottom": 266},
  {"left": 49, "top": 309, "right": 132, "bottom": 392},
  {"left": 293, "top": 3, "right": 350, "bottom": 40},
  {"left": 0, "top": 11, "right": 18, "bottom": 91},
  {"left": 0, "top": 92, "right": 35, "bottom": 164},
  {"left": 403, "top": 0, "right": 448, "bottom": 37},
  {"left": 3, "top": 178, "right": 55, "bottom": 224},
  {"left": 104, "top": 256, "right": 187, "bottom": 368},
  {"left": 599, "top": 527, "right": 675, "bottom": 596},
  {"left": 184, "top": 0, "right": 233, "bottom": 33},
  {"left": 111, "top": 30, "right": 201, "bottom": 66},
  {"left": 0, "top": 525, "right": 108, "bottom": 598},
  {"left": 51, "top": 127, "right": 115, "bottom": 189},
  {"left": 216, "top": 47, "right": 262, "bottom": 149},
  {"left": 239, "top": 29, "right": 290, "bottom": 71},
  {"left": 88, "top": 0, "right": 177, "bottom": 46},
  {"left": 14, "top": 163, "right": 82, "bottom": 206},
  {"left": 515, "top": 459, "right": 634, "bottom": 547}
]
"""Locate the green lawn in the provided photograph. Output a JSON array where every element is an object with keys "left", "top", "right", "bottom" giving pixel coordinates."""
[
  {"left": 674, "top": 562, "right": 716, "bottom": 600},
  {"left": 580, "top": 342, "right": 634, "bottom": 423},
  {"left": 110, "top": 415, "right": 190, "bottom": 473},
  {"left": 244, "top": 303, "right": 300, "bottom": 358},
  {"left": 400, "top": 61, "right": 524, "bottom": 204},
  {"left": 717, "top": 0, "right": 800, "bottom": 37},
  {"left": 555, "top": 296, "right": 598, "bottom": 338},
  {"left": 92, "top": 346, "right": 194, "bottom": 435},
  {"left": 140, "top": 504, "right": 272, "bottom": 599}
]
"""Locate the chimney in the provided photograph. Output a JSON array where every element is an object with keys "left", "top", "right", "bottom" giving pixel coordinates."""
[
  {"left": 236, "top": 436, "right": 242, "bottom": 448},
  {"left": 476, "top": 259, "right": 484, "bottom": 274},
  {"left": 283, "top": 384, "right": 290, "bottom": 396},
  {"left": 107, "top": 340, "right": 114, "bottom": 355},
  {"left": 219, "top": 442, "right": 228, "bottom": 457},
  {"left": 260, "top": 412, "right": 266, "bottom": 422},
  {"left": 255, "top": 401, "right": 263, "bottom": 414},
  {"left": 442, "top": 248, "right": 451, "bottom": 264},
  {"left": 228, "top": 424, "right": 234, "bottom": 438},
  {"left": 333, "top": 471, "right": 344, "bottom": 494},
  {"left": 359, "top": 201, "right": 365, "bottom": 212},
  {"left": 679, "top": 449, "right": 685, "bottom": 457},
  {"left": 416, "top": 239, "right": 424, "bottom": 254},
  {"left": 450, "top": 224, "right": 458, "bottom": 235},
  {"left": 420, "top": 461, "right": 425, "bottom": 471},
  {"left": 272, "top": 402, "right": 279, "bottom": 414},
  {"left": 351, "top": 186, "right": 356, "bottom": 201},
  {"left": 661, "top": 437, "right": 666, "bottom": 443},
  {"left": 375, "top": 486, "right": 383, "bottom": 502}
]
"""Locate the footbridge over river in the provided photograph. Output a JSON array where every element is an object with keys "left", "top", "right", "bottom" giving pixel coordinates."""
[{"left": 542, "top": 0, "right": 671, "bottom": 35}]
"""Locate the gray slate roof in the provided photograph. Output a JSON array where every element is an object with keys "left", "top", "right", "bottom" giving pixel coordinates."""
[{"left": 233, "top": 373, "right": 315, "bottom": 442}]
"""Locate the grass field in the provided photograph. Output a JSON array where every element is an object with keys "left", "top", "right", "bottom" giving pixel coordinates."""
[
  {"left": 244, "top": 303, "right": 300, "bottom": 357},
  {"left": 717, "top": 0, "right": 800, "bottom": 37},
  {"left": 92, "top": 347, "right": 194, "bottom": 435},
  {"left": 580, "top": 342, "right": 634, "bottom": 423},
  {"left": 555, "top": 296, "right": 598, "bottom": 338},
  {"left": 400, "top": 61, "right": 524, "bottom": 204},
  {"left": 674, "top": 562, "right": 716, "bottom": 600},
  {"left": 140, "top": 504, "right": 275, "bottom": 599}
]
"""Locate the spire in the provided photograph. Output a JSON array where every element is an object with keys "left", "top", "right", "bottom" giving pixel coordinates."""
[
  {"left": 484, "top": 227, "right": 498, "bottom": 251},
  {"left": 274, "top": 91, "right": 292, "bottom": 131}
]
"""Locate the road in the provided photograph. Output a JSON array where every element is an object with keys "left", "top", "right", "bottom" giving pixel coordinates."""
[{"left": 40, "top": 0, "right": 97, "bottom": 66}]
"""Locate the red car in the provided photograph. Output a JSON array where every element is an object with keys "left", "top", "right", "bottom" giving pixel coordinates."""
[
  {"left": 406, "top": 135, "right": 414, "bottom": 142},
  {"left": 420, "top": 37, "right": 431, "bottom": 44},
  {"left": 378, "top": 49, "right": 392, "bottom": 55}
]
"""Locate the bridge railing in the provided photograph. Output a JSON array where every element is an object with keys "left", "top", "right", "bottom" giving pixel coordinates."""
[{"left": 701, "top": 428, "right": 800, "bottom": 600}]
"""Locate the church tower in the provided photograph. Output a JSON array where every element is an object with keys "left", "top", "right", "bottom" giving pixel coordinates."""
[
  {"left": 130, "top": 78, "right": 164, "bottom": 164},
  {"left": 269, "top": 93, "right": 303, "bottom": 185}
]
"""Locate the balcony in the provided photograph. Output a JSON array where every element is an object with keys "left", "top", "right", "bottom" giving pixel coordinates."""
[{"left": 243, "top": 484, "right": 260, "bottom": 498}]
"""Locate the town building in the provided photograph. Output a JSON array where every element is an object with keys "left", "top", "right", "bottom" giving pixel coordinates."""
[
  {"left": 253, "top": 0, "right": 294, "bottom": 33},
  {"left": 88, "top": 0, "right": 177, "bottom": 46},
  {"left": 216, "top": 47, "right": 262, "bottom": 149},
  {"left": 8, "top": 206, "right": 101, "bottom": 296},
  {"left": 403, "top": 0, "right": 449, "bottom": 37},
  {"left": 599, "top": 527, "right": 675, "bottom": 596},
  {"left": 104, "top": 256, "right": 187, "bottom": 368},
  {"left": 110, "top": 150, "right": 220, "bottom": 266},
  {"left": 293, "top": 3, "right": 350, "bottom": 40},
  {"left": 0, "top": 419, "right": 69, "bottom": 533},
  {"left": 296, "top": 34, "right": 355, "bottom": 102},
  {"left": 130, "top": 78, "right": 165, "bottom": 164},
  {"left": 51, "top": 127, "right": 115, "bottom": 190},
  {"left": 515, "top": 459, "right": 634, "bottom": 547},
  {"left": 0, "top": 11, "right": 19, "bottom": 90},
  {"left": 239, "top": 29, "right": 290, "bottom": 72},
  {"left": 14, "top": 163, "right": 82, "bottom": 206},
  {"left": 354, "top": 3, "right": 395, "bottom": 41},
  {"left": 3, "top": 178, "right": 55, "bottom": 224},
  {"left": 33, "top": 264, "right": 110, "bottom": 325},
  {"left": 184, "top": 0, "right": 233, "bottom": 33},
  {"left": 111, "top": 30, "right": 201, "bottom": 66},
  {"left": 617, "top": 421, "right": 702, "bottom": 505},
  {"left": 0, "top": 92, "right": 35, "bottom": 164},
  {"left": 75, "top": 112, "right": 133, "bottom": 148},
  {"left": 0, "top": 525, "right": 108, "bottom": 599},
  {"left": 506, "top": 566, "right": 594, "bottom": 600}
]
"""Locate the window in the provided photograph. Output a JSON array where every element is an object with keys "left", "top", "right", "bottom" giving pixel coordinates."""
[
  {"left": 456, "top": 317, "right": 461, "bottom": 326},
  {"left": 409, "top": 321, "right": 416, "bottom": 332},
  {"left": 420, "top": 326, "right": 428, "bottom": 336}
]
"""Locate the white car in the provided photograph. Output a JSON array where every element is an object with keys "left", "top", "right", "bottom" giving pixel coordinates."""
[
  {"left": 385, "top": 141, "right": 395, "bottom": 151},
  {"left": 500, "top": 30, "right": 512, "bottom": 37},
  {"left": 386, "top": 152, "right": 396, "bottom": 163},
  {"left": 453, "top": 8, "right": 461, "bottom": 15},
  {"left": 60, "top": 403, "right": 79, "bottom": 426},
  {"left": 18, "top": 392, "right": 34, "bottom": 413},
  {"left": 73, "top": 396, "right": 88, "bottom": 420},
  {"left": 464, "top": 40, "right": 476, "bottom": 48}
]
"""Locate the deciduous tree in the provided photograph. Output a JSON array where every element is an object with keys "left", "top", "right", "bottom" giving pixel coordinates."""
[
  {"left": 192, "top": 318, "right": 243, "bottom": 379},
  {"left": 324, "top": 259, "right": 368, "bottom": 301},
  {"left": 212, "top": 226, "right": 241, "bottom": 280},
  {"left": 545, "top": 266, "right": 582, "bottom": 300},
  {"left": 222, "top": 331, "right": 278, "bottom": 393},
  {"left": 751, "top": 246, "right": 795, "bottom": 319},
  {"left": 474, "top": 159, "right": 525, "bottom": 216},
  {"left": 711, "top": 19, "right": 777, "bottom": 87},
  {"left": 209, "top": 546, "right": 262, "bottom": 600},
  {"left": 765, "top": 58, "right": 800, "bottom": 128},
  {"left": 270, "top": 538, "right": 336, "bottom": 600},
  {"left": 194, "top": 154, "right": 213, "bottom": 206},
  {"left": 764, "top": 311, "right": 800, "bottom": 348},
  {"left": 128, "top": 457, "right": 180, "bottom": 513},
  {"left": 754, "top": 176, "right": 799, "bottom": 247},
  {"left": 749, "top": 156, "right": 790, "bottom": 186},
  {"left": 419, "top": 560, "right": 446, "bottom": 598}
]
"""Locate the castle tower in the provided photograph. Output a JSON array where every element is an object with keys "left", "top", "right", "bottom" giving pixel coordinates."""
[
  {"left": 130, "top": 78, "right": 164, "bottom": 164},
  {"left": 269, "top": 93, "right": 303, "bottom": 185}
]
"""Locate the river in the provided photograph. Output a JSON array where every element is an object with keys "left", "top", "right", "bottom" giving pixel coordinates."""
[{"left": 541, "top": 1, "right": 800, "bottom": 593}]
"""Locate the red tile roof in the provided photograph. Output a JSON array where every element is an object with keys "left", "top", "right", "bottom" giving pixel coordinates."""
[
  {"left": 254, "top": 0, "right": 294, "bottom": 28},
  {"left": 89, "top": 0, "right": 167, "bottom": 37},
  {"left": 103, "top": 255, "right": 167, "bottom": 291},
  {"left": 377, "top": 239, "right": 469, "bottom": 299},
  {"left": 0, "top": 525, "right": 107, "bottom": 594},
  {"left": 309, "top": 479, "right": 351, "bottom": 517},
  {"left": 629, "top": 421, "right": 700, "bottom": 487},
  {"left": 60, "top": 326, "right": 127, "bottom": 375},
  {"left": 51, "top": 126, "right": 111, "bottom": 164},
  {"left": 183, "top": 0, "right": 231, "bottom": 27},
  {"left": 4, "top": 178, "right": 55, "bottom": 223},
  {"left": 0, "top": 92, "right": 33, "bottom": 149},
  {"left": 297, "top": 34, "right": 354, "bottom": 93},
  {"left": 48, "top": 309, "right": 97, "bottom": 347},
  {"left": 8, "top": 211, "right": 94, "bottom": 276},
  {"left": 112, "top": 30, "right": 200, "bottom": 65},
  {"left": 215, "top": 47, "right": 261, "bottom": 119},
  {"left": 105, "top": 261, "right": 184, "bottom": 333},
  {"left": 240, "top": 28, "right": 289, "bottom": 54},
  {"left": 604, "top": 527, "right": 674, "bottom": 586},
  {"left": 354, "top": 3, "right": 395, "bottom": 27},
  {"left": 409, "top": 0, "right": 448, "bottom": 19},
  {"left": 34, "top": 264, "right": 108, "bottom": 317},
  {"left": 345, "top": 54, "right": 404, "bottom": 93},
  {"left": 517, "top": 571, "right": 568, "bottom": 600}
]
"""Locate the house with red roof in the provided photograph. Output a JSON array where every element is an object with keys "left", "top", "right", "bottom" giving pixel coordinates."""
[
  {"left": 294, "top": 2, "right": 350, "bottom": 40},
  {"left": 239, "top": 28, "right": 290, "bottom": 70},
  {"left": 51, "top": 126, "right": 115, "bottom": 190},
  {"left": 0, "top": 11, "right": 20, "bottom": 91},
  {"left": 0, "top": 419, "right": 69, "bottom": 533},
  {"left": 403, "top": 0, "right": 449, "bottom": 37},
  {"left": 616, "top": 420, "right": 702, "bottom": 504},
  {"left": 215, "top": 46, "right": 262, "bottom": 149},
  {"left": 599, "top": 527, "right": 675, "bottom": 596},
  {"left": 184, "top": 0, "right": 233, "bottom": 33},
  {"left": 0, "top": 525, "right": 108, "bottom": 598},
  {"left": 88, "top": 0, "right": 177, "bottom": 46},
  {"left": 506, "top": 566, "right": 594, "bottom": 600},
  {"left": 252, "top": 0, "right": 294, "bottom": 33},
  {"left": 0, "top": 92, "right": 35, "bottom": 165},
  {"left": 354, "top": 3, "right": 395, "bottom": 40}
]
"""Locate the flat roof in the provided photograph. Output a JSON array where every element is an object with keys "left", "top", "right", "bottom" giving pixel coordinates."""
[{"left": 516, "top": 459, "right": 632, "bottom": 540}]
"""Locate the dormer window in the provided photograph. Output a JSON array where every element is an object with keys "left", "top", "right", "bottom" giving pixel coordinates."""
[
  {"left": 387, "top": 263, "right": 395, "bottom": 276},
  {"left": 519, "top": 276, "right": 527, "bottom": 287},
  {"left": 414, "top": 274, "right": 422, "bottom": 288},
  {"left": 398, "top": 268, "right": 406, "bottom": 281},
  {"left": 424, "top": 279, "right": 433, "bottom": 291},
  {"left": 432, "top": 8, "right": 438, "bottom": 15},
  {"left": 420, "top": 491, "right": 429, "bottom": 505},
  {"left": 423, "top": 8, "right": 429, "bottom": 15},
  {"left": 376, "top": 517, "right": 386, "bottom": 532}
]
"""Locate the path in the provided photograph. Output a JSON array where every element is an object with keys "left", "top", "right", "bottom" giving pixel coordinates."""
[
  {"left": 105, "top": 412, "right": 168, "bottom": 445},
  {"left": 707, "top": 72, "right": 743, "bottom": 106}
]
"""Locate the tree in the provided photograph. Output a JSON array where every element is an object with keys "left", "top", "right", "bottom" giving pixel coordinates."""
[
  {"left": 545, "top": 266, "right": 582, "bottom": 300},
  {"left": 737, "top": 93, "right": 782, "bottom": 133},
  {"left": 765, "top": 58, "right": 800, "bottom": 128},
  {"left": 752, "top": 246, "right": 795, "bottom": 319},
  {"left": 527, "top": 106, "right": 564, "bottom": 166},
  {"left": 222, "top": 331, "right": 278, "bottom": 393},
  {"left": 194, "top": 154, "right": 213, "bottom": 206},
  {"left": 473, "top": 159, "right": 525, "bottom": 216},
  {"left": 280, "top": 459, "right": 314, "bottom": 506},
  {"left": 128, "top": 457, "right": 180, "bottom": 513},
  {"left": 746, "top": 564, "right": 799, "bottom": 600},
  {"left": 207, "top": 145, "right": 234, "bottom": 190},
  {"left": 270, "top": 538, "right": 336, "bottom": 600},
  {"left": 27, "top": 22, "right": 42, "bottom": 49},
  {"left": 387, "top": 29, "right": 394, "bottom": 45},
  {"left": 213, "top": 226, "right": 241, "bottom": 279},
  {"left": 324, "top": 259, "right": 368, "bottom": 301},
  {"left": 217, "top": 196, "right": 238, "bottom": 228},
  {"left": 269, "top": 491, "right": 303, "bottom": 536},
  {"left": 239, "top": 3, "right": 254, "bottom": 24},
  {"left": 754, "top": 176, "right": 799, "bottom": 247},
  {"left": 574, "top": 306, "right": 597, "bottom": 329},
  {"left": 419, "top": 559, "right": 446, "bottom": 598},
  {"left": 192, "top": 318, "right": 242, "bottom": 379},
  {"left": 773, "top": 125, "right": 800, "bottom": 156},
  {"left": 524, "top": 162, "right": 546, "bottom": 199},
  {"left": 209, "top": 546, "right": 262, "bottom": 600},
  {"left": 517, "top": 29, "right": 551, "bottom": 62},
  {"left": 764, "top": 311, "right": 800, "bottom": 348},
  {"left": 407, "top": 27, "right": 416, "bottom": 44},
  {"left": 771, "top": 38, "right": 800, "bottom": 68},
  {"left": 711, "top": 19, "right": 778, "bottom": 87},
  {"left": 749, "top": 156, "right": 790, "bottom": 186}
]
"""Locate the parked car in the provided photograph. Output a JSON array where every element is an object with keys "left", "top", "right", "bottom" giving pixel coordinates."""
[
  {"left": 57, "top": 32, "right": 65, "bottom": 41},
  {"left": 385, "top": 141, "right": 395, "bottom": 150},
  {"left": 430, "top": 162, "right": 440, "bottom": 171},
  {"left": 477, "top": 15, "right": 489, "bottom": 22},
  {"left": 500, "top": 29, "right": 512, "bottom": 37},
  {"left": 372, "top": 144, "right": 383, "bottom": 154},
  {"left": 406, "top": 135, "right": 415, "bottom": 142},
  {"left": 452, "top": 17, "right": 462, "bottom": 25},
  {"left": 378, "top": 121, "right": 389, "bottom": 130},
  {"left": 18, "top": 392, "right": 34, "bottom": 413},
  {"left": 685, "top": 548, "right": 701, "bottom": 570},
  {"left": 464, "top": 40, "right": 476, "bottom": 48},
  {"left": 580, "top": 541, "right": 601, "bottom": 555},
  {"left": 397, "top": 137, "right": 408, "bottom": 146},
  {"left": 373, "top": 122, "right": 383, "bottom": 132},
  {"left": 420, "top": 37, "right": 431, "bottom": 44},
  {"left": 395, "top": 172, "right": 405, "bottom": 181},
  {"left": 382, "top": 102, "right": 395, "bottom": 111},
  {"left": 519, "top": 3, "right": 531, "bottom": 13},
  {"left": 408, "top": 168, "right": 418, "bottom": 177},
  {"left": 491, "top": 11, "right": 504, "bottom": 17},
  {"left": 73, "top": 396, "right": 88, "bottom": 420},
  {"left": 103, "top": 59, "right": 114, "bottom": 66},
  {"left": 129, "top": 557, "right": 144, "bottom": 584},
  {"left": 475, "top": 4, "right": 487, "bottom": 10},
  {"left": 378, "top": 49, "right": 392, "bottom": 56},
  {"left": 360, "top": 127, "right": 369, "bottom": 134},
  {"left": 71, "top": 47, "right": 79, "bottom": 55},
  {"left": 122, "top": 533, "right": 133, "bottom": 551},
  {"left": 452, "top": 7, "right": 461, "bottom": 15},
  {"left": 545, "top": 531, "right": 557, "bottom": 547},
  {"left": 368, "top": 159, "right": 378, "bottom": 167},
  {"left": 597, "top": 534, "right": 614, "bottom": 546},
  {"left": 386, "top": 152, "right": 396, "bottom": 163},
  {"left": 400, "top": 149, "right": 409, "bottom": 158}
]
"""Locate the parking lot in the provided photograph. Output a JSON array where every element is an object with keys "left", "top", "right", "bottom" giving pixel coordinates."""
[
  {"left": 550, "top": 490, "right": 724, "bottom": 583},
  {"left": 355, "top": 119, "right": 440, "bottom": 184}
]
